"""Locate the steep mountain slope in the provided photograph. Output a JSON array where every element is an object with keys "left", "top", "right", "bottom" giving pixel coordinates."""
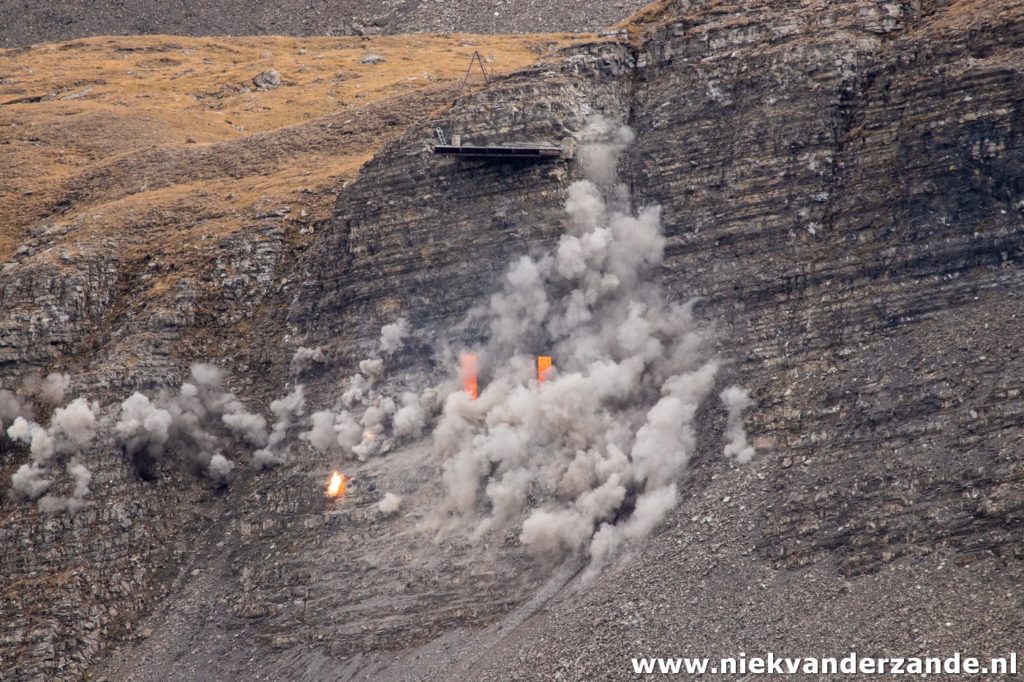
[
  {"left": 1, "top": 0, "right": 1023, "bottom": 680},
  {"left": 0, "top": 0, "right": 649, "bottom": 48}
]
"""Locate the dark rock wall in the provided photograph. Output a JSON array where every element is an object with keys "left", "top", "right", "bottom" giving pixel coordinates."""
[
  {"left": 276, "top": 2, "right": 1024, "bottom": 676},
  {"left": 629, "top": 0, "right": 1024, "bottom": 574},
  {"left": 291, "top": 0, "right": 1024, "bottom": 578}
]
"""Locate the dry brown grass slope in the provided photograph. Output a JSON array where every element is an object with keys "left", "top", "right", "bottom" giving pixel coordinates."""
[{"left": 0, "top": 33, "right": 582, "bottom": 271}]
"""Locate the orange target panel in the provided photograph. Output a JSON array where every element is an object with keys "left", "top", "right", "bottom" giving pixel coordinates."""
[
  {"left": 461, "top": 353, "right": 478, "bottom": 399},
  {"left": 537, "top": 355, "right": 553, "bottom": 384}
]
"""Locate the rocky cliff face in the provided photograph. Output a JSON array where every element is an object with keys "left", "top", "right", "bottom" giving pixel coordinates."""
[
  {"left": 2, "top": 0, "right": 1023, "bottom": 679},
  {"left": 286, "top": 0, "right": 1024, "bottom": 676},
  {"left": 629, "top": 0, "right": 1024, "bottom": 575},
  {"left": 0, "top": 33, "right": 583, "bottom": 680},
  {"left": 295, "top": 0, "right": 1024, "bottom": 578}
]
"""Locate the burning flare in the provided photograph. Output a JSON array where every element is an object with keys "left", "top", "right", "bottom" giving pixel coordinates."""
[{"left": 326, "top": 471, "right": 348, "bottom": 498}]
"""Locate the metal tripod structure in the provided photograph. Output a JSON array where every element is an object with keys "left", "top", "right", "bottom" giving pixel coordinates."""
[{"left": 432, "top": 51, "right": 564, "bottom": 160}]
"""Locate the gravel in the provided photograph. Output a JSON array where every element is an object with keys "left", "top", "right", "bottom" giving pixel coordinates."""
[{"left": 0, "top": 0, "right": 650, "bottom": 48}]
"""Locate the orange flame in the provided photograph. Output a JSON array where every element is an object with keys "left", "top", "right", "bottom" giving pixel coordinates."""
[
  {"left": 461, "top": 353, "right": 478, "bottom": 400},
  {"left": 537, "top": 355, "right": 553, "bottom": 384},
  {"left": 326, "top": 471, "right": 348, "bottom": 498}
]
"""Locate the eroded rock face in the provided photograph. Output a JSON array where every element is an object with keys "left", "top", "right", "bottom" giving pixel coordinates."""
[
  {"left": 291, "top": 0, "right": 1024, "bottom": 579},
  {"left": 628, "top": 0, "right": 1024, "bottom": 575},
  {"left": 283, "top": 0, "right": 1024, "bottom": 676},
  {"left": 2, "top": 1, "right": 1023, "bottom": 679}
]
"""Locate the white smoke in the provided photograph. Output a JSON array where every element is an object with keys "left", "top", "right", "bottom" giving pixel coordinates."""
[
  {"left": 253, "top": 384, "right": 305, "bottom": 469},
  {"left": 421, "top": 118, "right": 727, "bottom": 567},
  {"left": 0, "top": 390, "right": 30, "bottom": 429},
  {"left": 40, "top": 372, "right": 72, "bottom": 405},
  {"left": 1, "top": 121, "right": 752, "bottom": 548},
  {"left": 221, "top": 411, "right": 268, "bottom": 447},
  {"left": 392, "top": 391, "right": 426, "bottom": 438},
  {"left": 290, "top": 346, "right": 325, "bottom": 375},
  {"left": 378, "top": 492, "right": 402, "bottom": 514},
  {"left": 6, "top": 361, "right": 292, "bottom": 503},
  {"left": 207, "top": 453, "right": 235, "bottom": 485},
  {"left": 37, "top": 459, "right": 93, "bottom": 513},
  {"left": 10, "top": 463, "right": 51, "bottom": 500},
  {"left": 188, "top": 363, "right": 268, "bottom": 447},
  {"left": 115, "top": 392, "right": 173, "bottom": 462},
  {"left": 358, "top": 358, "right": 385, "bottom": 380},
  {"left": 6, "top": 416, "right": 40, "bottom": 444},
  {"left": 48, "top": 398, "right": 98, "bottom": 453},
  {"left": 380, "top": 317, "right": 409, "bottom": 355},
  {"left": 1, "top": 370, "right": 74, "bottom": 434},
  {"left": 8, "top": 397, "right": 98, "bottom": 510},
  {"left": 720, "top": 385, "right": 755, "bottom": 463},
  {"left": 22, "top": 372, "right": 72, "bottom": 406},
  {"left": 576, "top": 117, "right": 636, "bottom": 187},
  {"left": 112, "top": 364, "right": 260, "bottom": 482},
  {"left": 301, "top": 319, "right": 427, "bottom": 462}
]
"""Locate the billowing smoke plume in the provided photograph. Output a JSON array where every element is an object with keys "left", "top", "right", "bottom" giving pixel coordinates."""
[
  {"left": 37, "top": 460, "right": 92, "bottom": 513},
  {"left": 6, "top": 362, "right": 303, "bottom": 508},
  {"left": 380, "top": 317, "right": 409, "bottom": 355},
  {"left": 7, "top": 397, "right": 99, "bottom": 511},
  {"left": 112, "top": 364, "right": 263, "bottom": 481},
  {"left": 392, "top": 391, "right": 428, "bottom": 438},
  {"left": 22, "top": 371, "right": 72, "bottom": 406},
  {"left": 378, "top": 492, "right": 402, "bottom": 515},
  {"left": 302, "top": 318, "right": 431, "bottom": 463},
  {"left": 1, "top": 121, "right": 756, "bottom": 544},
  {"left": 191, "top": 363, "right": 269, "bottom": 447},
  {"left": 424, "top": 118, "right": 726, "bottom": 567},
  {"left": 10, "top": 461, "right": 51, "bottom": 500},
  {"left": 253, "top": 384, "right": 305, "bottom": 469},
  {"left": 207, "top": 453, "right": 235, "bottom": 485},
  {"left": 114, "top": 393, "right": 172, "bottom": 464},
  {"left": 290, "top": 346, "right": 325, "bottom": 375},
  {"left": 0, "top": 370, "right": 73, "bottom": 431},
  {"left": 720, "top": 385, "right": 755, "bottom": 463},
  {"left": 293, "top": 120, "right": 743, "bottom": 567},
  {"left": 0, "top": 390, "right": 29, "bottom": 431}
]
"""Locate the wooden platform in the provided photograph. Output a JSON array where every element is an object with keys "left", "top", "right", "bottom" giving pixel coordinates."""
[{"left": 432, "top": 143, "right": 563, "bottom": 160}]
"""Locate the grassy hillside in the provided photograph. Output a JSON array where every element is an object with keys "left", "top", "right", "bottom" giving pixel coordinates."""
[{"left": 0, "top": 33, "right": 580, "bottom": 267}]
